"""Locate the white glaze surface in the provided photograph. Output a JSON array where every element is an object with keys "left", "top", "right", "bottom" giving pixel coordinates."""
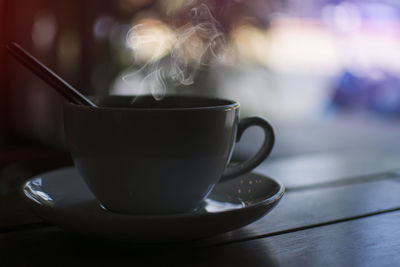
[{"left": 23, "top": 167, "right": 284, "bottom": 242}]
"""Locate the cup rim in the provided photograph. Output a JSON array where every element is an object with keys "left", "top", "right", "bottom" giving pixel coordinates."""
[{"left": 65, "top": 95, "right": 240, "bottom": 111}]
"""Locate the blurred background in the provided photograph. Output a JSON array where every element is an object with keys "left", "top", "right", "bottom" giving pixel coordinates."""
[{"left": 2, "top": 0, "right": 400, "bottom": 192}]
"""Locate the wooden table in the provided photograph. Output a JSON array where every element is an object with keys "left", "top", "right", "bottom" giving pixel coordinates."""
[{"left": 1, "top": 150, "right": 400, "bottom": 266}]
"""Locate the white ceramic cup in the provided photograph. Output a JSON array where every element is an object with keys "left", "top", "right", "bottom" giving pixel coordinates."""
[{"left": 64, "top": 95, "right": 275, "bottom": 214}]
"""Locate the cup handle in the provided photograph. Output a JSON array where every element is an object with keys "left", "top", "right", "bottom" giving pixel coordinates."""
[{"left": 220, "top": 116, "right": 275, "bottom": 182}]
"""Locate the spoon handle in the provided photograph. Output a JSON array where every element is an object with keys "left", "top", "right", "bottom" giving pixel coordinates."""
[{"left": 6, "top": 42, "right": 97, "bottom": 107}]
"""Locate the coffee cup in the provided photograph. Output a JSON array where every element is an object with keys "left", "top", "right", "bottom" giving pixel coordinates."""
[{"left": 64, "top": 95, "right": 274, "bottom": 214}]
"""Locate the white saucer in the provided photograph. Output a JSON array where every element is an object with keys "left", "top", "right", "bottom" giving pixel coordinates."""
[{"left": 22, "top": 167, "right": 284, "bottom": 242}]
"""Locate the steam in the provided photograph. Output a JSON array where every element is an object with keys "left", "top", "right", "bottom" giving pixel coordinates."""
[{"left": 122, "top": 3, "right": 228, "bottom": 101}]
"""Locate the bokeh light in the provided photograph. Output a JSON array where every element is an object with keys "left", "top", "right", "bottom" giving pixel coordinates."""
[
  {"left": 126, "top": 18, "right": 174, "bottom": 63},
  {"left": 31, "top": 10, "right": 57, "bottom": 52}
]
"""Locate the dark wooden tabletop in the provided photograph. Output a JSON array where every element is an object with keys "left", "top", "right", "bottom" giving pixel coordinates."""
[{"left": 1, "top": 148, "right": 400, "bottom": 266}]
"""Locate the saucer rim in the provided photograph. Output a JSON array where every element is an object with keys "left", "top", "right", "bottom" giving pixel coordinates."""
[{"left": 22, "top": 166, "right": 285, "bottom": 219}]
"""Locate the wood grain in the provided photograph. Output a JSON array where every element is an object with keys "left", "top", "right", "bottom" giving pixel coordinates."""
[
  {"left": 1, "top": 210, "right": 400, "bottom": 266},
  {"left": 202, "top": 177, "right": 400, "bottom": 245},
  {"left": 2, "top": 172, "right": 400, "bottom": 244},
  {"left": 219, "top": 210, "right": 400, "bottom": 267},
  {"left": 2, "top": 173, "right": 400, "bottom": 247},
  {"left": 256, "top": 151, "right": 400, "bottom": 190}
]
